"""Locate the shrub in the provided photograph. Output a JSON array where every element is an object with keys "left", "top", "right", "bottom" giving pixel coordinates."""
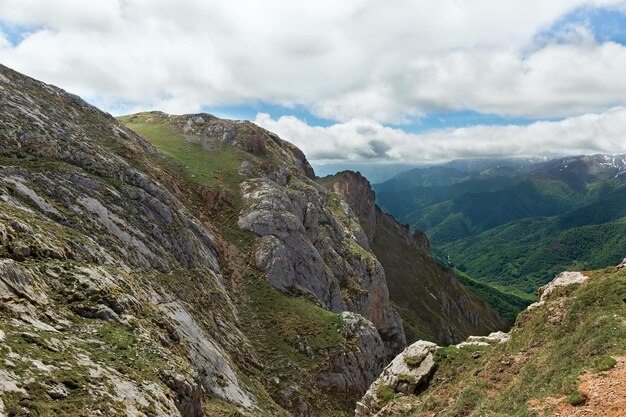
[{"left": 376, "top": 385, "right": 396, "bottom": 403}]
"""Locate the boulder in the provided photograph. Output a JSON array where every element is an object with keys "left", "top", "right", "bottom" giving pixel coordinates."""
[
  {"left": 47, "top": 383, "right": 69, "bottom": 400},
  {"left": 537, "top": 271, "right": 589, "bottom": 301},
  {"left": 72, "top": 304, "right": 122, "bottom": 322},
  {"left": 355, "top": 340, "right": 437, "bottom": 416}
]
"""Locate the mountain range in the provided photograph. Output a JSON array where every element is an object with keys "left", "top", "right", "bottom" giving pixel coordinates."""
[
  {"left": 1, "top": 63, "right": 624, "bottom": 417},
  {"left": 375, "top": 154, "right": 626, "bottom": 294}
]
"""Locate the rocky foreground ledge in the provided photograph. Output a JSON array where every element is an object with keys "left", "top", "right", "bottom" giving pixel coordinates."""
[
  {"left": 355, "top": 331, "right": 510, "bottom": 416},
  {"left": 355, "top": 269, "right": 595, "bottom": 416}
]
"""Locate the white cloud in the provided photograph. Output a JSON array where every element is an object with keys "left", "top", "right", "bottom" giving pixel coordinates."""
[
  {"left": 2, "top": 0, "right": 626, "bottom": 163},
  {"left": 255, "top": 107, "right": 626, "bottom": 164},
  {"left": 1, "top": 0, "right": 626, "bottom": 121}
]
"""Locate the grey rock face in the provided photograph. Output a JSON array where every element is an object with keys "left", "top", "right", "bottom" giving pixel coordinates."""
[
  {"left": 325, "top": 170, "right": 507, "bottom": 346},
  {"left": 0, "top": 65, "right": 263, "bottom": 415},
  {"left": 0, "top": 259, "right": 46, "bottom": 304},
  {"left": 355, "top": 340, "right": 438, "bottom": 416},
  {"left": 159, "top": 371, "right": 204, "bottom": 417},
  {"left": 47, "top": 383, "right": 69, "bottom": 399},
  {"left": 0, "top": 64, "right": 408, "bottom": 416},
  {"left": 156, "top": 299, "right": 253, "bottom": 409},
  {"left": 171, "top": 111, "right": 405, "bottom": 409},
  {"left": 72, "top": 304, "right": 122, "bottom": 322},
  {"left": 238, "top": 175, "right": 406, "bottom": 360},
  {"left": 332, "top": 312, "right": 387, "bottom": 391}
]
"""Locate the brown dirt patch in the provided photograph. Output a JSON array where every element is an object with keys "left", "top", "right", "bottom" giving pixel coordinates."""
[{"left": 545, "top": 356, "right": 626, "bottom": 417}]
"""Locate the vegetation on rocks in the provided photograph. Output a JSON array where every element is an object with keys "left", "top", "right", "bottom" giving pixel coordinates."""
[
  {"left": 357, "top": 263, "right": 626, "bottom": 416},
  {"left": 0, "top": 64, "right": 396, "bottom": 416},
  {"left": 320, "top": 171, "right": 506, "bottom": 345}
]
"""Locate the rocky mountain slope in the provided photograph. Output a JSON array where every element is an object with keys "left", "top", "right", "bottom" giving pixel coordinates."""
[
  {"left": 355, "top": 260, "right": 626, "bottom": 416},
  {"left": 0, "top": 63, "right": 405, "bottom": 416},
  {"left": 119, "top": 111, "right": 406, "bottom": 360},
  {"left": 0, "top": 64, "right": 511, "bottom": 417},
  {"left": 319, "top": 171, "right": 506, "bottom": 344}
]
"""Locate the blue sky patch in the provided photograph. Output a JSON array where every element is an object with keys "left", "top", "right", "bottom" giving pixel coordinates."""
[
  {"left": 201, "top": 102, "right": 336, "bottom": 127},
  {"left": 0, "top": 21, "right": 39, "bottom": 46},
  {"left": 388, "top": 111, "right": 555, "bottom": 133},
  {"left": 538, "top": 5, "right": 626, "bottom": 45},
  {"left": 202, "top": 102, "right": 556, "bottom": 133}
]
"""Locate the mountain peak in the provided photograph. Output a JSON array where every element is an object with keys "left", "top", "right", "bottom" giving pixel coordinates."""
[
  {"left": 320, "top": 171, "right": 506, "bottom": 345},
  {"left": 325, "top": 170, "right": 378, "bottom": 225}
]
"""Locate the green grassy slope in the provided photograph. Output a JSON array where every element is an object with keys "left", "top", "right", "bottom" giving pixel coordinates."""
[
  {"left": 376, "top": 157, "right": 626, "bottom": 298},
  {"left": 453, "top": 269, "right": 532, "bottom": 324},
  {"left": 118, "top": 113, "right": 244, "bottom": 190},
  {"left": 444, "top": 187, "right": 626, "bottom": 292},
  {"left": 404, "top": 178, "right": 585, "bottom": 245},
  {"left": 375, "top": 175, "right": 521, "bottom": 218},
  {"left": 378, "top": 263, "right": 626, "bottom": 416}
]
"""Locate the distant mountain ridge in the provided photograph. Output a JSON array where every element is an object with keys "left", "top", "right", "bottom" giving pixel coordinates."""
[{"left": 375, "top": 154, "right": 626, "bottom": 295}]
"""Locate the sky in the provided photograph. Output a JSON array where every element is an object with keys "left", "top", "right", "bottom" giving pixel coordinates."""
[{"left": 1, "top": 0, "right": 626, "bottom": 165}]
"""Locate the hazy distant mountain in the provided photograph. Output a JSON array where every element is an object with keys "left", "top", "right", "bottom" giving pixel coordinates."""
[
  {"left": 441, "top": 157, "right": 549, "bottom": 173},
  {"left": 313, "top": 162, "right": 420, "bottom": 183}
]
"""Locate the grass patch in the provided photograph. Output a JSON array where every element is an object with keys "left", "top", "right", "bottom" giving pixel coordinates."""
[
  {"left": 595, "top": 355, "right": 617, "bottom": 372},
  {"left": 442, "top": 382, "right": 487, "bottom": 417},
  {"left": 388, "top": 266, "right": 626, "bottom": 416},
  {"left": 376, "top": 384, "right": 397, "bottom": 403},
  {"left": 119, "top": 113, "right": 243, "bottom": 190},
  {"left": 242, "top": 276, "right": 345, "bottom": 362},
  {"left": 567, "top": 390, "right": 587, "bottom": 406},
  {"left": 404, "top": 353, "right": 427, "bottom": 368}
]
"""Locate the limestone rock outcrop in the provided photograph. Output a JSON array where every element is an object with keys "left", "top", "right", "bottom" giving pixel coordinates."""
[
  {"left": 238, "top": 175, "right": 406, "bottom": 359},
  {"left": 355, "top": 340, "right": 438, "bottom": 417},
  {"left": 527, "top": 270, "right": 590, "bottom": 310},
  {"left": 323, "top": 171, "right": 507, "bottom": 345}
]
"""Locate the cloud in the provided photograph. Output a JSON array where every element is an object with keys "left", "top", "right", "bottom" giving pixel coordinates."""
[
  {"left": 1, "top": 0, "right": 626, "bottom": 121},
  {"left": 254, "top": 107, "right": 626, "bottom": 164}
]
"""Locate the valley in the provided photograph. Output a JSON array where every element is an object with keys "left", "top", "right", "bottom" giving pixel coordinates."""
[{"left": 375, "top": 155, "right": 626, "bottom": 298}]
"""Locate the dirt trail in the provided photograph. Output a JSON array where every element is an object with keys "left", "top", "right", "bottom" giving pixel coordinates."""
[{"left": 551, "top": 356, "right": 626, "bottom": 417}]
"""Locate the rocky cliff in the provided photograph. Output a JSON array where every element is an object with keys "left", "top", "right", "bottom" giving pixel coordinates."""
[
  {"left": 0, "top": 64, "right": 408, "bottom": 416},
  {"left": 320, "top": 171, "right": 506, "bottom": 344},
  {"left": 121, "top": 111, "right": 406, "bottom": 361}
]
